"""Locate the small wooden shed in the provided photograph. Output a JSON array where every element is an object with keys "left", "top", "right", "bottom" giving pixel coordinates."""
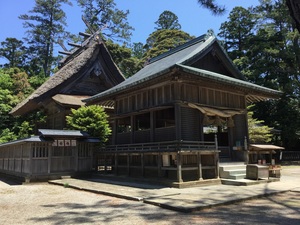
[
  {"left": 84, "top": 32, "right": 281, "bottom": 187},
  {"left": 0, "top": 129, "right": 99, "bottom": 182}
]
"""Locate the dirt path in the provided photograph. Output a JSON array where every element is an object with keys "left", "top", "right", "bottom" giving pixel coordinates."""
[{"left": 1, "top": 166, "right": 300, "bottom": 224}]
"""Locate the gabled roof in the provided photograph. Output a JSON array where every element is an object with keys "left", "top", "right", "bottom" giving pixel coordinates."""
[
  {"left": 38, "top": 129, "right": 89, "bottom": 137},
  {"left": 10, "top": 33, "right": 125, "bottom": 116},
  {"left": 84, "top": 32, "right": 281, "bottom": 104},
  {"left": 177, "top": 64, "right": 281, "bottom": 102}
]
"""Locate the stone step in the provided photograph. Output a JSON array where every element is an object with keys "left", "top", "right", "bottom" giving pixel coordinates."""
[
  {"left": 227, "top": 174, "right": 246, "bottom": 180},
  {"left": 221, "top": 169, "right": 246, "bottom": 176},
  {"left": 219, "top": 165, "right": 246, "bottom": 172},
  {"left": 219, "top": 164, "right": 247, "bottom": 180}
]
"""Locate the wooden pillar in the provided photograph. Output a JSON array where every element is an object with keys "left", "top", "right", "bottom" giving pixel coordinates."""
[
  {"left": 215, "top": 152, "right": 220, "bottom": 179},
  {"left": 141, "top": 153, "right": 145, "bottom": 177},
  {"left": 150, "top": 111, "right": 155, "bottom": 142},
  {"left": 21, "top": 144, "right": 24, "bottom": 174},
  {"left": 228, "top": 127, "right": 234, "bottom": 159},
  {"left": 74, "top": 144, "right": 78, "bottom": 172},
  {"left": 214, "top": 134, "right": 218, "bottom": 150},
  {"left": 270, "top": 150, "right": 273, "bottom": 164},
  {"left": 131, "top": 115, "right": 135, "bottom": 144},
  {"left": 29, "top": 143, "right": 33, "bottom": 176},
  {"left": 127, "top": 154, "right": 130, "bottom": 176},
  {"left": 48, "top": 144, "right": 52, "bottom": 174},
  {"left": 157, "top": 153, "right": 162, "bottom": 177},
  {"left": 175, "top": 104, "right": 181, "bottom": 141},
  {"left": 104, "top": 154, "right": 107, "bottom": 173},
  {"left": 112, "top": 119, "right": 117, "bottom": 145},
  {"left": 177, "top": 152, "right": 183, "bottom": 183},
  {"left": 114, "top": 153, "right": 118, "bottom": 175},
  {"left": 197, "top": 152, "right": 203, "bottom": 180}
]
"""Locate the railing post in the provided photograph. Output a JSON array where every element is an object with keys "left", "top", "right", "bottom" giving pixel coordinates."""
[
  {"left": 214, "top": 134, "right": 218, "bottom": 150},
  {"left": 177, "top": 152, "right": 183, "bottom": 183},
  {"left": 244, "top": 136, "right": 249, "bottom": 164},
  {"left": 197, "top": 152, "right": 203, "bottom": 180}
]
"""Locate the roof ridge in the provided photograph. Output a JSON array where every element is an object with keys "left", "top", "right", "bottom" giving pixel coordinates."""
[{"left": 148, "top": 33, "right": 212, "bottom": 64}]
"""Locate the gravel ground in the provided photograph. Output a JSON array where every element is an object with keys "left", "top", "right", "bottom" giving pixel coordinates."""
[{"left": 1, "top": 167, "right": 300, "bottom": 225}]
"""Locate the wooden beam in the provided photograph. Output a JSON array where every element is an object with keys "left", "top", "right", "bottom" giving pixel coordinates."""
[
  {"left": 58, "top": 50, "right": 72, "bottom": 55},
  {"left": 68, "top": 42, "right": 82, "bottom": 48},
  {"left": 79, "top": 31, "right": 92, "bottom": 38}
]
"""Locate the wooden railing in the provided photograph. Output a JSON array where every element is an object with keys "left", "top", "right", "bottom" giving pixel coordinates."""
[
  {"left": 282, "top": 151, "right": 300, "bottom": 161},
  {"left": 99, "top": 140, "right": 218, "bottom": 153}
]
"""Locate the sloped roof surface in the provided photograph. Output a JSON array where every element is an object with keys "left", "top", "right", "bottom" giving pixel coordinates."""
[
  {"left": 177, "top": 64, "right": 281, "bottom": 102},
  {"left": 10, "top": 34, "right": 125, "bottom": 116},
  {"left": 39, "top": 129, "right": 89, "bottom": 137},
  {"left": 85, "top": 32, "right": 280, "bottom": 104},
  {"left": 85, "top": 34, "right": 214, "bottom": 102}
]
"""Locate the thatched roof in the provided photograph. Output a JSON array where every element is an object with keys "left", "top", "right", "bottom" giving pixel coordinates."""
[{"left": 11, "top": 34, "right": 125, "bottom": 116}]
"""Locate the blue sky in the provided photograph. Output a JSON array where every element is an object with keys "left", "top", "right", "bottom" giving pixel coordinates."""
[{"left": 0, "top": 0, "right": 259, "bottom": 63}]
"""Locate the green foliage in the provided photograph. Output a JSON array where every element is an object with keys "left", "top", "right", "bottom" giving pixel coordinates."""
[
  {"left": 28, "top": 74, "right": 48, "bottom": 90},
  {"left": 0, "top": 68, "right": 38, "bottom": 142},
  {"left": 66, "top": 105, "right": 111, "bottom": 143},
  {"left": 248, "top": 105, "right": 273, "bottom": 144},
  {"left": 197, "top": 0, "right": 226, "bottom": 15},
  {"left": 0, "top": 69, "right": 20, "bottom": 132},
  {"left": 131, "top": 42, "right": 146, "bottom": 59},
  {"left": 218, "top": 1, "right": 300, "bottom": 149},
  {"left": 19, "top": 0, "right": 72, "bottom": 77},
  {"left": 77, "top": 0, "right": 133, "bottom": 42},
  {"left": 143, "top": 29, "right": 194, "bottom": 60},
  {"left": 155, "top": 10, "right": 181, "bottom": 30},
  {"left": 17, "top": 121, "right": 33, "bottom": 139},
  {"left": 0, "top": 38, "right": 28, "bottom": 68},
  {"left": 106, "top": 40, "right": 143, "bottom": 77},
  {"left": 0, "top": 129, "right": 17, "bottom": 144}
]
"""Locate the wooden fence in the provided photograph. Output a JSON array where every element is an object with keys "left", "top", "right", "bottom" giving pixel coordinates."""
[{"left": 281, "top": 151, "right": 300, "bottom": 161}]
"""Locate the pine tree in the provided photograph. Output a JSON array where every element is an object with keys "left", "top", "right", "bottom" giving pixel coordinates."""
[
  {"left": 248, "top": 105, "right": 273, "bottom": 144},
  {"left": 77, "top": 0, "right": 133, "bottom": 42},
  {"left": 19, "top": 0, "right": 72, "bottom": 77}
]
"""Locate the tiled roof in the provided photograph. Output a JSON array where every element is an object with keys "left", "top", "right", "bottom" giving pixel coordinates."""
[
  {"left": 84, "top": 34, "right": 215, "bottom": 103},
  {"left": 84, "top": 32, "right": 280, "bottom": 104},
  {"left": 38, "top": 129, "right": 90, "bottom": 137}
]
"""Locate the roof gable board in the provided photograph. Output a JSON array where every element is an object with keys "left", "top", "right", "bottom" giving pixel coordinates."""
[{"left": 84, "top": 33, "right": 246, "bottom": 103}]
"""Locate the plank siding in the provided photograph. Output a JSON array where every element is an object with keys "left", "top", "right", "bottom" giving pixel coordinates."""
[
  {"left": 181, "top": 107, "right": 200, "bottom": 141},
  {"left": 155, "top": 127, "right": 176, "bottom": 142},
  {"left": 116, "top": 132, "right": 131, "bottom": 144},
  {"left": 135, "top": 130, "right": 151, "bottom": 143}
]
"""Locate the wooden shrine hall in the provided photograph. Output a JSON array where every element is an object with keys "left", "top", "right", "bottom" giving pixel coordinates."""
[
  {"left": 1, "top": 31, "right": 125, "bottom": 181},
  {"left": 85, "top": 32, "right": 282, "bottom": 187}
]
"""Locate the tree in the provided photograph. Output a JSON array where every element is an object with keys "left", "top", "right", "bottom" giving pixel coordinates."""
[
  {"left": 131, "top": 42, "right": 146, "bottom": 59},
  {"left": 143, "top": 29, "right": 194, "bottom": 60},
  {"left": 19, "top": 0, "right": 72, "bottom": 77},
  {"left": 0, "top": 69, "right": 20, "bottom": 142},
  {"left": 77, "top": 0, "right": 133, "bottom": 42},
  {"left": 218, "top": 0, "right": 300, "bottom": 149},
  {"left": 106, "top": 40, "right": 143, "bottom": 78},
  {"left": 0, "top": 38, "right": 28, "bottom": 68},
  {"left": 155, "top": 10, "right": 181, "bottom": 30},
  {"left": 197, "top": 0, "right": 225, "bottom": 15},
  {"left": 248, "top": 105, "right": 273, "bottom": 144},
  {"left": 218, "top": 7, "right": 256, "bottom": 61},
  {"left": 66, "top": 105, "right": 111, "bottom": 143}
]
